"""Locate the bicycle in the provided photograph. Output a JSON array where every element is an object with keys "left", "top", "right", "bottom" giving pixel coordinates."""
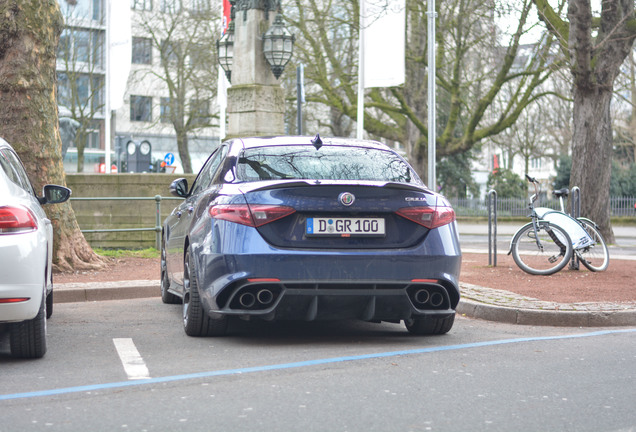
[{"left": 509, "top": 175, "right": 609, "bottom": 275}]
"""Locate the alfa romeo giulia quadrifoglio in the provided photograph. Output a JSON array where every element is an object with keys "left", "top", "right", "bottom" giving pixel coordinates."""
[{"left": 161, "top": 136, "right": 461, "bottom": 336}]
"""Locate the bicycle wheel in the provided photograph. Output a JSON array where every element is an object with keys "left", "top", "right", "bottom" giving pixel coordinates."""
[
  {"left": 511, "top": 222, "right": 572, "bottom": 275},
  {"left": 576, "top": 219, "right": 609, "bottom": 272}
]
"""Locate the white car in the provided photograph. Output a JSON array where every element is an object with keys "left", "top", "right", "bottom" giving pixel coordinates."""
[{"left": 0, "top": 138, "right": 70, "bottom": 358}]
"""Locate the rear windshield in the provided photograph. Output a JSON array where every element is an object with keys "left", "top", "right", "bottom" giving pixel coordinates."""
[{"left": 236, "top": 145, "right": 418, "bottom": 184}]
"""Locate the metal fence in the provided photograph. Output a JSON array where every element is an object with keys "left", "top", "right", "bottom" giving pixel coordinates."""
[
  {"left": 449, "top": 196, "right": 636, "bottom": 218},
  {"left": 71, "top": 196, "right": 183, "bottom": 249}
]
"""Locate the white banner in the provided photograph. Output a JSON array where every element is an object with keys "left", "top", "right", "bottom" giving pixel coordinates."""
[
  {"left": 109, "top": 0, "right": 132, "bottom": 110},
  {"left": 362, "top": 0, "right": 405, "bottom": 88}
]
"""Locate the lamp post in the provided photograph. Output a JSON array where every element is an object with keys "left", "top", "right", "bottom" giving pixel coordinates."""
[
  {"left": 262, "top": 13, "right": 295, "bottom": 79},
  {"left": 217, "top": 21, "right": 234, "bottom": 82},
  {"left": 217, "top": 0, "right": 294, "bottom": 138}
]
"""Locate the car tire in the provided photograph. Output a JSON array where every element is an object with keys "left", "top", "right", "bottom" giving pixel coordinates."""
[
  {"left": 9, "top": 295, "right": 47, "bottom": 359},
  {"left": 183, "top": 249, "right": 228, "bottom": 337},
  {"left": 160, "top": 238, "right": 180, "bottom": 304},
  {"left": 404, "top": 314, "right": 455, "bottom": 335}
]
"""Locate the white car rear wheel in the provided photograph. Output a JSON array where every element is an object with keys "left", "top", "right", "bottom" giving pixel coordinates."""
[{"left": 9, "top": 295, "right": 47, "bottom": 359}]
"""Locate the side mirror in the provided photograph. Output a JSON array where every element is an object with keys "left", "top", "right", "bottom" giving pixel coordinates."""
[
  {"left": 169, "top": 178, "right": 189, "bottom": 198},
  {"left": 38, "top": 185, "right": 72, "bottom": 205}
]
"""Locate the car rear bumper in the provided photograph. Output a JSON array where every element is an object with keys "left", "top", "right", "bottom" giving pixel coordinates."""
[
  {"left": 0, "top": 284, "right": 43, "bottom": 322},
  {"left": 191, "top": 225, "right": 461, "bottom": 322},
  {"left": 0, "top": 234, "right": 46, "bottom": 322},
  {"left": 211, "top": 278, "right": 457, "bottom": 322}
]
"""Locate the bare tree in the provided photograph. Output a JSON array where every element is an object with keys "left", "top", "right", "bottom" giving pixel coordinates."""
[
  {"left": 57, "top": 3, "right": 105, "bottom": 172},
  {"left": 131, "top": 2, "right": 221, "bottom": 173},
  {"left": 285, "top": 0, "right": 563, "bottom": 181},
  {"left": 491, "top": 104, "right": 557, "bottom": 177},
  {"left": 612, "top": 48, "right": 636, "bottom": 166},
  {"left": 0, "top": 0, "right": 105, "bottom": 271},
  {"left": 534, "top": 0, "right": 636, "bottom": 242}
]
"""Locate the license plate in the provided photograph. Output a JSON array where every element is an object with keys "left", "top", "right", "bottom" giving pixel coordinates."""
[{"left": 306, "top": 217, "right": 385, "bottom": 236}]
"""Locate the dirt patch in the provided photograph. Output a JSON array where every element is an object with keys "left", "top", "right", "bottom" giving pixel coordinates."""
[
  {"left": 461, "top": 253, "right": 635, "bottom": 303},
  {"left": 53, "top": 253, "right": 635, "bottom": 304},
  {"left": 54, "top": 256, "right": 160, "bottom": 285}
]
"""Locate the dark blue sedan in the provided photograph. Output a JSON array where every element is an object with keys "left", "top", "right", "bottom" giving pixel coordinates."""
[{"left": 161, "top": 136, "right": 461, "bottom": 336}]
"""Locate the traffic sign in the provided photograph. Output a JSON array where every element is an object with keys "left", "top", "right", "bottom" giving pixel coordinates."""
[{"left": 164, "top": 152, "right": 175, "bottom": 165}]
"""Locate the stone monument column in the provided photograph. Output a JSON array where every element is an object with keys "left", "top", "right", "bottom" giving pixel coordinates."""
[{"left": 226, "top": 3, "right": 285, "bottom": 138}]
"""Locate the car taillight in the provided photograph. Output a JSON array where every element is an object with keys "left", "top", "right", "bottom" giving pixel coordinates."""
[
  {"left": 0, "top": 206, "right": 37, "bottom": 234},
  {"left": 0, "top": 298, "right": 30, "bottom": 303},
  {"left": 396, "top": 205, "right": 455, "bottom": 229},
  {"left": 209, "top": 204, "right": 295, "bottom": 227}
]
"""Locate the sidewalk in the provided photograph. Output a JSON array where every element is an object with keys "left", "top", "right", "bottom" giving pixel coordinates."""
[{"left": 53, "top": 222, "right": 636, "bottom": 328}]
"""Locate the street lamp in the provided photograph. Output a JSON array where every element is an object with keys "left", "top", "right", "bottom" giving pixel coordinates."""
[
  {"left": 217, "top": 21, "right": 234, "bottom": 82},
  {"left": 262, "top": 13, "right": 295, "bottom": 79}
]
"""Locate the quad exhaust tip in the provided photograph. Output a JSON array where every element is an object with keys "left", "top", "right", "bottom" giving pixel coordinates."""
[
  {"left": 239, "top": 292, "right": 256, "bottom": 308},
  {"left": 411, "top": 287, "right": 446, "bottom": 309},
  {"left": 236, "top": 288, "right": 277, "bottom": 309}
]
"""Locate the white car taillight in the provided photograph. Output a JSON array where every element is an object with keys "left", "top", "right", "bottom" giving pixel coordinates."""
[{"left": 0, "top": 206, "right": 38, "bottom": 234}]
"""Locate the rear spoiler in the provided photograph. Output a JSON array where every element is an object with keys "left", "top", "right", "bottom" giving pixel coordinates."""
[{"left": 238, "top": 179, "right": 432, "bottom": 195}]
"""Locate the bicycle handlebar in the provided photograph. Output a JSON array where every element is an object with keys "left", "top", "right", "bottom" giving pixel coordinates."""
[{"left": 525, "top": 174, "right": 539, "bottom": 205}]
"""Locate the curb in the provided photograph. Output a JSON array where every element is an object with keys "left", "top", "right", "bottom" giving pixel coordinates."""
[
  {"left": 54, "top": 280, "right": 636, "bottom": 327},
  {"left": 457, "top": 298, "right": 636, "bottom": 327},
  {"left": 458, "top": 282, "right": 636, "bottom": 327},
  {"left": 54, "top": 280, "right": 160, "bottom": 303}
]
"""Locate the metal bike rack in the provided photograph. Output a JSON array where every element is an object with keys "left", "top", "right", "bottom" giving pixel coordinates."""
[
  {"left": 571, "top": 186, "right": 581, "bottom": 218},
  {"left": 487, "top": 189, "right": 497, "bottom": 267},
  {"left": 570, "top": 186, "right": 581, "bottom": 270}
]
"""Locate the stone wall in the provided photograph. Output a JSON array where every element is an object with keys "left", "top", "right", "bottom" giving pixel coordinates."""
[{"left": 66, "top": 173, "right": 197, "bottom": 249}]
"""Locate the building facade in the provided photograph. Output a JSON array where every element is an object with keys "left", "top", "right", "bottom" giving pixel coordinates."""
[{"left": 58, "top": 0, "right": 221, "bottom": 174}]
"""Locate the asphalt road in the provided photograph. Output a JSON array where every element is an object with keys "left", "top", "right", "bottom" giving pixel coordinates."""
[{"left": 1, "top": 298, "right": 635, "bottom": 431}]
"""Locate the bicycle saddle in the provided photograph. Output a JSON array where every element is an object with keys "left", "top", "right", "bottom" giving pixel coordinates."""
[{"left": 552, "top": 188, "right": 569, "bottom": 198}]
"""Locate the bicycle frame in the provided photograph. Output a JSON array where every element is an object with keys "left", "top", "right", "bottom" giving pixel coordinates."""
[
  {"left": 509, "top": 175, "right": 609, "bottom": 274},
  {"left": 508, "top": 176, "right": 592, "bottom": 254},
  {"left": 509, "top": 178, "right": 546, "bottom": 253}
]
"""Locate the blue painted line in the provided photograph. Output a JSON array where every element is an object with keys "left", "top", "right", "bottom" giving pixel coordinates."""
[{"left": 2, "top": 328, "right": 635, "bottom": 402}]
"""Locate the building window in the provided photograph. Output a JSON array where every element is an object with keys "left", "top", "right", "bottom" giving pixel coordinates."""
[
  {"left": 160, "top": 0, "right": 181, "bottom": 13},
  {"left": 131, "top": 0, "right": 152, "bottom": 11},
  {"left": 189, "top": 0, "right": 210, "bottom": 13},
  {"left": 160, "top": 97, "right": 171, "bottom": 123},
  {"left": 132, "top": 37, "right": 152, "bottom": 64},
  {"left": 61, "top": 0, "right": 102, "bottom": 21},
  {"left": 58, "top": 28, "right": 103, "bottom": 68},
  {"left": 57, "top": 72, "right": 104, "bottom": 115},
  {"left": 190, "top": 99, "right": 210, "bottom": 127},
  {"left": 160, "top": 40, "right": 180, "bottom": 66},
  {"left": 186, "top": 43, "right": 209, "bottom": 69},
  {"left": 85, "top": 121, "right": 102, "bottom": 149},
  {"left": 130, "top": 95, "right": 152, "bottom": 122}
]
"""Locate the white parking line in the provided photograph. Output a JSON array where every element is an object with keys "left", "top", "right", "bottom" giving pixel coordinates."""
[{"left": 113, "top": 338, "right": 151, "bottom": 380}]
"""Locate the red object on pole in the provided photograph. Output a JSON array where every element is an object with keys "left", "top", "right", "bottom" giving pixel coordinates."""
[{"left": 222, "top": 0, "right": 231, "bottom": 34}]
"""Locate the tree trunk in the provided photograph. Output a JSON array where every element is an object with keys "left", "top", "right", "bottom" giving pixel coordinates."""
[
  {"left": 570, "top": 87, "right": 615, "bottom": 243},
  {"left": 176, "top": 130, "right": 192, "bottom": 174},
  {"left": 565, "top": 0, "right": 636, "bottom": 244},
  {"left": 0, "top": 0, "right": 105, "bottom": 271}
]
